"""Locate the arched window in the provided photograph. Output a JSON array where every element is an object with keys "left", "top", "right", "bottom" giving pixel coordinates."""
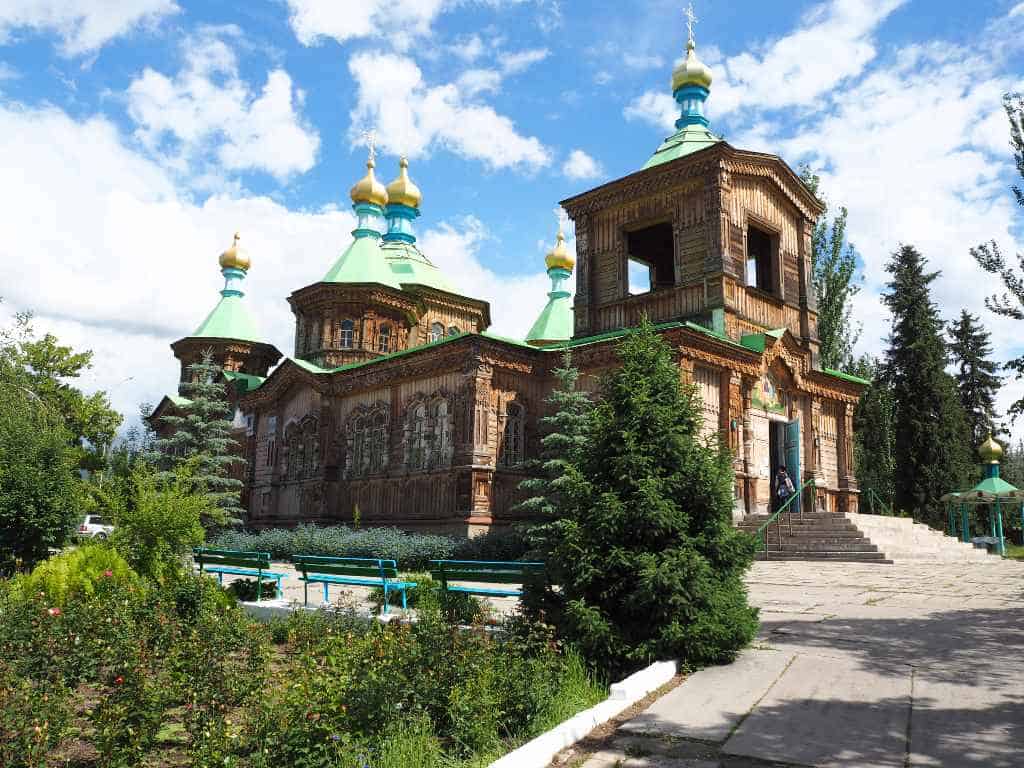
[
  {"left": 447, "top": 325, "right": 459, "bottom": 336},
  {"left": 339, "top": 319, "right": 355, "bottom": 349},
  {"left": 369, "top": 412, "right": 387, "bottom": 473},
  {"left": 499, "top": 402, "right": 525, "bottom": 467},
  {"left": 430, "top": 322, "right": 444, "bottom": 342},
  {"left": 378, "top": 324, "right": 392, "bottom": 353},
  {"left": 432, "top": 399, "right": 452, "bottom": 468},
  {"left": 350, "top": 417, "right": 365, "bottom": 477},
  {"left": 408, "top": 403, "right": 428, "bottom": 471}
]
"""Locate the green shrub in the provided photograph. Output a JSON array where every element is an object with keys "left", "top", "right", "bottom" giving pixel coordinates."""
[
  {"left": 225, "top": 577, "right": 278, "bottom": 601},
  {"left": 14, "top": 543, "right": 139, "bottom": 606},
  {"left": 370, "top": 575, "right": 490, "bottom": 624},
  {"left": 452, "top": 528, "right": 531, "bottom": 562},
  {"left": 0, "top": 659, "right": 70, "bottom": 768}
]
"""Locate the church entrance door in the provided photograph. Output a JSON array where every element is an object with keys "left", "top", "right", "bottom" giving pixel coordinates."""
[{"left": 769, "top": 418, "right": 801, "bottom": 514}]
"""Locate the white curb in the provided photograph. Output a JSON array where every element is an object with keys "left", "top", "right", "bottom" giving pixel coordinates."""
[{"left": 488, "top": 659, "right": 678, "bottom": 768}]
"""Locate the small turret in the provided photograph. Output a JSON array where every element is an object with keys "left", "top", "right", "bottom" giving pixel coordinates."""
[{"left": 526, "top": 223, "right": 575, "bottom": 346}]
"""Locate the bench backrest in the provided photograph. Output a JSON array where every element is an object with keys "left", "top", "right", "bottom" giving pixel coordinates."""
[
  {"left": 429, "top": 559, "right": 545, "bottom": 585},
  {"left": 293, "top": 555, "right": 399, "bottom": 581},
  {"left": 193, "top": 547, "right": 271, "bottom": 570}
]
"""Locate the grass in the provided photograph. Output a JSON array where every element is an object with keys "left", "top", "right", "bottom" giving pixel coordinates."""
[{"left": 1004, "top": 542, "right": 1024, "bottom": 560}]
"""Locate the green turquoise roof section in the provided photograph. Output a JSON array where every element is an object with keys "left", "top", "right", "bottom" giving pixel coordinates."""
[
  {"left": 223, "top": 370, "right": 265, "bottom": 393},
  {"left": 381, "top": 239, "right": 457, "bottom": 293},
  {"left": 290, "top": 357, "right": 330, "bottom": 374},
  {"left": 322, "top": 234, "right": 401, "bottom": 289},
  {"left": 822, "top": 368, "right": 871, "bottom": 386},
  {"left": 525, "top": 293, "right": 573, "bottom": 345},
  {"left": 971, "top": 476, "right": 1020, "bottom": 496},
  {"left": 643, "top": 124, "right": 722, "bottom": 170},
  {"left": 191, "top": 293, "right": 264, "bottom": 344},
  {"left": 169, "top": 394, "right": 191, "bottom": 408}
]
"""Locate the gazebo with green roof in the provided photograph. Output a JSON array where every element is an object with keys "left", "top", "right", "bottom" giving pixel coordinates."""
[{"left": 940, "top": 435, "right": 1021, "bottom": 556}]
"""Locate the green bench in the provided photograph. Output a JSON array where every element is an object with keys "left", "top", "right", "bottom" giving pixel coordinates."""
[
  {"left": 428, "top": 559, "right": 545, "bottom": 599},
  {"left": 293, "top": 555, "right": 417, "bottom": 614},
  {"left": 193, "top": 548, "right": 287, "bottom": 601}
]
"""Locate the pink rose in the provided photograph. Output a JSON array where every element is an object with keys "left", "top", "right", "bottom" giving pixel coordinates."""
[
  {"left": 47, "top": 607, "right": 61, "bottom": 617},
  {"left": 103, "top": 570, "right": 113, "bottom": 578}
]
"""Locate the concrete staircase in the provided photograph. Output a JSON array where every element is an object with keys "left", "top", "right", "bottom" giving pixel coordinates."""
[
  {"left": 738, "top": 510, "right": 892, "bottom": 563},
  {"left": 847, "top": 513, "right": 996, "bottom": 562}
]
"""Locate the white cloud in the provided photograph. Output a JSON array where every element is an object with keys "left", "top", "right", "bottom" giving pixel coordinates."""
[
  {"left": 0, "top": 0, "right": 178, "bottom": 56},
  {"left": 0, "top": 62, "right": 18, "bottom": 80},
  {"left": 286, "top": 0, "right": 447, "bottom": 50},
  {"left": 562, "top": 149, "right": 603, "bottom": 180},
  {"left": 457, "top": 68, "right": 503, "bottom": 97},
  {"left": 126, "top": 26, "right": 319, "bottom": 181},
  {"left": 622, "top": 52, "right": 664, "bottom": 70},
  {"left": 623, "top": 90, "right": 677, "bottom": 132},
  {"left": 348, "top": 51, "right": 551, "bottom": 171},
  {"left": 502, "top": 47, "right": 549, "bottom": 74}
]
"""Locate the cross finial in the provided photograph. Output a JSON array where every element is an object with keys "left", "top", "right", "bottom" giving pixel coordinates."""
[
  {"left": 361, "top": 129, "right": 377, "bottom": 163},
  {"left": 685, "top": 3, "right": 698, "bottom": 46}
]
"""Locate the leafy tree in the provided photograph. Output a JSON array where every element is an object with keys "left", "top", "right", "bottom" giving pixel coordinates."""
[
  {"left": 852, "top": 356, "right": 896, "bottom": 512},
  {"left": 111, "top": 465, "right": 209, "bottom": 584},
  {"left": 0, "top": 309, "right": 121, "bottom": 470},
  {"left": 971, "top": 93, "right": 1024, "bottom": 421},
  {"left": 800, "top": 167, "right": 862, "bottom": 371},
  {"left": 0, "top": 382, "right": 81, "bottom": 569},
  {"left": 153, "top": 352, "right": 244, "bottom": 527},
  {"left": 524, "top": 319, "right": 758, "bottom": 677},
  {"left": 517, "top": 352, "right": 592, "bottom": 534},
  {"left": 883, "top": 245, "right": 972, "bottom": 525},
  {"left": 947, "top": 310, "right": 1002, "bottom": 446}
]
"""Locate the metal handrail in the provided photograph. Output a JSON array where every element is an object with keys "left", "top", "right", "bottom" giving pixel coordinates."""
[
  {"left": 756, "top": 478, "right": 816, "bottom": 558},
  {"left": 866, "top": 487, "right": 893, "bottom": 516}
]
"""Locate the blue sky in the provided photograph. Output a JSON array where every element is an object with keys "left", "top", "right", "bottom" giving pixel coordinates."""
[{"left": 1, "top": 0, "right": 1023, "bottom": 437}]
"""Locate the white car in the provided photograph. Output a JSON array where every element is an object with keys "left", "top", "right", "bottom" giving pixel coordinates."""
[{"left": 78, "top": 515, "right": 114, "bottom": 539}]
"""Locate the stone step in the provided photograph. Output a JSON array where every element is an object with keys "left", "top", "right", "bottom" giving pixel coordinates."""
[
  {"left": 740, "top": 526, "right": 865, "bottom": 537},
  {"left": 756, "top": 551, "right": 893, "bottom": 563}
]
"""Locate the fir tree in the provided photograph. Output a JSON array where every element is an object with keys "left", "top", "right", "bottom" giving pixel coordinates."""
[
  {"left": 883, "top": 245, "right": 971, "bottom": 526},
  {"left": 852, "top": 356, "right": 896, "bottom": 512},
  {"left": 947, "top": 310, "right": 1002, "bottom": 446},
  {"left": 971, "top": 93, "right": 1024, "bottom": 421},
  {"left": 153, "top": 352, "right": 244, "bottom": 527},
  {"left": 800, "top": 167, "right": 862, "bottom": 371},
  {"left": 524, "top": 319, "right": 758, "bottom": 677}
]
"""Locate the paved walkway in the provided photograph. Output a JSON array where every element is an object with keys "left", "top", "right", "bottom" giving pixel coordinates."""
[{"left": 577, "top": 559, "right": 1024, "bottom": 768}]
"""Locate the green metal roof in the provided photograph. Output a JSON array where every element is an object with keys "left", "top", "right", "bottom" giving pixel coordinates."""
[
  {"left": 223, "top": 370, "right": 265, "bottom": 393},
  {"left": 643, "top": 123, "right": 722, "bottom": 170},
  {"left": 191, "top": 293, "right": 264, "bottom": 344},
  {"left": 169, "top": 394, "right": 191, "bottom": 408},
  {"left": 381, "top": 239, "right": 457, "bottom": 293},
  {"left": 822, "top": 368, "right": 871, "bottom": 386},
  {"left": 322, "top": 235, "right": 401, "bottom": 289},
  {"left": 971, "top": 476, "right": 1020, "bottom": 496},
  {"left": 525, "top": 293, "right": 573, "bottom": 346}
]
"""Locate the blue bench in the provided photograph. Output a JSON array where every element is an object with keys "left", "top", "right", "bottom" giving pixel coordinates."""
[
  {"left": 193, "top": 548, "right": 287, "bottom": 601},
  {"left": 292, "top": 555, "right": 417, "bottom": 614},
  {"left": 428, "top": 559, "right": 545, "bottom": 599}
]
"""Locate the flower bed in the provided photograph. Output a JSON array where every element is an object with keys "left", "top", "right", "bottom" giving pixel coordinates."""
[{"left": 0, "top": 550, "right": 603, "bottom": 768}]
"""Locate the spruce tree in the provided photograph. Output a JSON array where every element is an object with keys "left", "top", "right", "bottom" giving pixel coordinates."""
[
  {"left": 153, "top": 352, "right": 244, "bottom": 527},
  {"left": 883, "top": 245, "right": 971, "bottom": 525},
  {"left": 524, "top": 319, "right": 758, "bottom": 677},
  {"left": 800, "top": 167, "right": 862, "bottom": 371},
  {"left": 971, "top": 93, "right": 1024, "bottom": 420},
  {"left": 947, "top": 310, "right": 1002, "bottom": 446},
  {"left": 852, "top": 356, "right": 896, "bottom": 512}
]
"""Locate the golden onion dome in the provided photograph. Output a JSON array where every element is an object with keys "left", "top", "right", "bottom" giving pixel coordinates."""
[
  {"left": 218, "top": 232, "right": 250, "bottom": 271},
  {"left": 545, "top": 226, "right": 575, "bottom": 271},
  {"left": 349, "top": 157, "right": 388, "bottom": 207},
  {"left": 672, "top": 39, "right": 713, "bottom": 92},
  {"left": 386, "top": 156, "right": 422, "bottom": 208},
  {"left": 979, "top": 433, "right": 1004, "bottom": 463}
]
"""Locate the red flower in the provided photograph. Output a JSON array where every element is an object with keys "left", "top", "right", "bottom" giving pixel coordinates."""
[
  {"left": 103, "top": 570, "right": 113, "bottom": 578},
  {"left": 114, "top": 676, "right": 124, "bottom": 685},
  {"left": 47, "top": 607, "right": 61, "bottom": 617}
]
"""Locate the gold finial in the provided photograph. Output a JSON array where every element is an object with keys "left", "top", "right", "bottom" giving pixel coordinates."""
[
  {"left": 979, "top": 432, "right": 1004, "bottom": 464},
  {"left": 386, "top": 155, "right": 422, "bottom": 208},
  {"left": 545, "top": 222, "right": 575, "bottom": 271},
  {"left": 218, "top": 231, "right": 250, "bottom": 271},
  {"left": 350, "top": 135, "right": 388, "bottom": 206},
  {"left": 672, "top": 3, "right": 712, "bottom": 92}
]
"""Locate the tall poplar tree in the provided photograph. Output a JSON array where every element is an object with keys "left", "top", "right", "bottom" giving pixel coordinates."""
[
  {"left": 947, "top": 310, "right": 1002, "bottom": 446},
  {"left": 852, "top": 356, "right": 896, "bottom": 511},
  {"left": 153, "top": 352, "right": 244, "bottom": 527},
  {"left": 971, "top": 93, "right": 1024, "bottom": 420},
  {"left": 800, "top": 167, "right": 862, "bottom": 371},
  {"left": 883, "top": 245, "right": 971, "bottom": 526}
]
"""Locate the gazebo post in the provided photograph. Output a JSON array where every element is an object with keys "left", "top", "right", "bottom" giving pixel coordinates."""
[
  {"left": 995, "top": 499, "right": 1005, "bottom": 556},
  {"left": 961, "top": 503, "right": 970, "bottom": 543}
]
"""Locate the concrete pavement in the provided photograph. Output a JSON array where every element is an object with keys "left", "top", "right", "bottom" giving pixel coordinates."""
[{"left": 574, "top": 559, "right": 1024, "bottom": 768}]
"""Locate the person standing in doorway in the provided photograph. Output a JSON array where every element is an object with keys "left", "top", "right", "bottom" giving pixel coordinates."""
[{"left": 774, "top": 465, "right": 796, "bottom": 512}]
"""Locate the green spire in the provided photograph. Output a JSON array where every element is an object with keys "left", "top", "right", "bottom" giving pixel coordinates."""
[
  {"left": 323, "top": 230, "right": 402, "bottom": 288},
  {"left": 191, "top": 293, "right": 264, "bottom": 343},
  {"left": 527, "top": 226, "right": 575, "bottom": 346}
]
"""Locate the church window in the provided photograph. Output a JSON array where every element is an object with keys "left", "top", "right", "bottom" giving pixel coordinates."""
[
  {"left": 369, "top": 412, "right": 387, "bottom": 473},
  {"left": 447, "top": 325, "right": 459, "bottom": 336},
  {"left": 432, "top": 399, "right": 453, "bottom": 467},
  {"left": 378, "top": 324, "right": 392, "bottom": 353},
  {"left": 746, "top": 224, "right": 776, "bottom": 293},
  {"left": 626, "top": 222, "right": 675, "bottom": 295},
  {"left": 350, "top": 417, "right": 365, "bottom": 476},
  {"left": 340, "top": 319, "right": 355, "bottom": 349},
  {"left": 265, "top": 416, "right": 277, "bottom": 468},
  {"left": 430, "top": 322, "right": 444, "bottom": 342},
  {"left": 408, "top": 403, "right": 429, "bottom": 471},
  {"left": 498, "top": 402, "right": 525, "bottom": 467}
]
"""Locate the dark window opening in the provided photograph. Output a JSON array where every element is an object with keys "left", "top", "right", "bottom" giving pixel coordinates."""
[
  {"left": 626, "top": 222, "right": 675, "bottom": 295},
  {"left": 746, "top": 225, "right": 775, "bottom": 293}
]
